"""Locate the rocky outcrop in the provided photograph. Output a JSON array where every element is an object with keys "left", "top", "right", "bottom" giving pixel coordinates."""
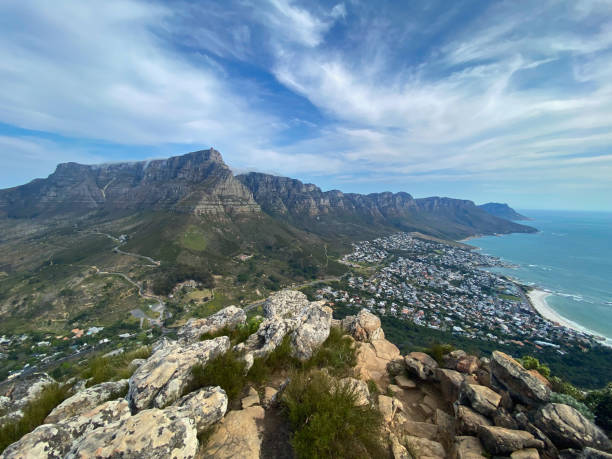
[
  {"left": 437, "top": 368, "right": 463, "bottom": 402},
  {"left": 177, "top": 306, "right": 246, "bottom": 343},
  {"left": 66, "top": 406, "right": 198, "bottom": 458},
  {"left": 534, "top": 403, "right": 612, "bottom": 451},
  {"left": 127, "top": 336, "right": 230, "bottom": 412},
  {"left": 455, "top": 405, "right": 493, "bottom": 436},
  {"left": 237, "top": 290, "right": 332, "bottom": 364},
  {"left": 2, "top": 400, "right": 131, "bottom": 458},
  {"left": 174, "top": 386, "right": 228, "bottom": 434},
  {"left": 339, "top": 377, "right": 371, "bottom": 406},
  {"left": 459, "top": 383, "right": 502, "bottom": 417},
  {"left": 452, "top": 435, "right": 486, "bottom": 458},
  {"left": 0, "top": 373, "right": 55, "bottom": 424},
  {"left": 45, "top": 379, "right": 128, "bottom": 424},
  {"left": 203, "top": 405, "right": 265, "bottom": 458},
  {"left": 490, "top": 351, "right": 550, "bottom": 405},
  {"left": 342, "top": 309, "right": 385, "bottom": 342},
  {"left": 478, "top": 426, "right": 544, "bottom": 455}
]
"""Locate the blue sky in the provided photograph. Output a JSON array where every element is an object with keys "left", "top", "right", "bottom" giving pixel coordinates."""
[{"left": 1, "top": 0, "right": 612, "bottom": 211}]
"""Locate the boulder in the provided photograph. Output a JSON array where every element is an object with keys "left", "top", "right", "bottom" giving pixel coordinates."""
[
  {"left": 390, "top": 432, "right": 412, "bottom": 459},
  {"left": 379, "top": 395, "right": 403, "bottom": 424},
  {"left": 387, "top": 358, "right": 406, "bottom": 377},
  {"left": 177, "top": 305, "right": 246, "bottom": 342},
  {"left": 203, "top": 405, "right": 265, "bottom": 458},
  {"left": 436, "top": 368, "right": 463, "bottom": 402},
  {"left": 459, "top": 383, "right": 501, "bottom": 417},
  {"left": 405, "top": 352, "right": 438, "bottom": 381},
  {"left": 2, "top": 372, "right": 55, "bottom": 412},
  {"left": 398, "top": 420, "right": 439, "bottom": 441},
  {"left": 456, "top": 355, "right": 480, "bottom": 374},
  {"left": 339, "top": 377, "right": 370, "bottom": 406},
  {"left": 127, "top": 336, "right": 230, "bottom": 412},
  {"left": 395, "top": 374, "right": 417, "bottom": 389},
  {"left": 478, "top": 426, "right": 544, "bottom": 455},
  {"left": 371, "top": 338, "right": 401, "bottom": 361},
  {"left": 581, "top": 447, "right": 612, "bottom": 458},
  {"left": 403, "top": 435, "right": 446, "bottom": 459},
  {"left": 493, "top": 407, "right": 519, "bottom": 430},
  {"left": 67, "top": 406, "right": 197, "bottom": 458},
  {"left": 174, "top": 386, "right": 228, "bottom": 433},
  {"left": 511, "top": 449, "right": 541, "bottom": 459},
  {"left": 341, "top": 309, "right": 385, "bottom": 342},
  {"left": 490, "top": 351, "right": 550, "bottom": 405},
  {"left": 290, "top": 303, "right": 332, "bottom": 360},
  {"left": 534, "top": 403, "right": 612, "bottom": 452},
  {"left": 45, "top": 379, "right": 128, "bottom": 424},
  {"left": 263, "top": 289, "right": 311, "bottom": 318},
  {"left": 2, "top": 400, "right": 131, "bottom": 459},
  {"left": 455, "top": 404, "right": 493, "bottom": 436},
  {"left": 452, "top": 435, "right": 486, "bottom": 459}
]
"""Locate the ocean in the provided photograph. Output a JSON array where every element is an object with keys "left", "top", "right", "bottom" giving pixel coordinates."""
[{"left": 469, "top": 210, "right": 612, "bottom": 341}]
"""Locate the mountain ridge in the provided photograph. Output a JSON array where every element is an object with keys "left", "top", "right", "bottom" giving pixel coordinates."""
[{"left": 478, "top": 202, "right": 529, "bottom": 221}]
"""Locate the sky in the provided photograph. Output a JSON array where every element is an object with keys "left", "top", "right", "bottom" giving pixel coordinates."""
[{"left": 1, "top": 0, "right": 612, "bottom": 211}]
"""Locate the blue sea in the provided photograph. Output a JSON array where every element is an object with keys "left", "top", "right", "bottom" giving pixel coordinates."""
[{"left": 469, "top": 210, "right": 612, "bottom": 341}]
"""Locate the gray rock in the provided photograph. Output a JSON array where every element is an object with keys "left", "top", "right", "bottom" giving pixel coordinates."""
[
  {"left": 127, "top": 336, "right": 230, "bottom": 412},
  {"left": 2, "top": 372, "right": 55, "bottom": 412},
  {"left": 263, "top": 290, "right": 310, "bottom": 319},
  {"left": 455, "top": 404, "right": 493, "bottom": 436},
  {"left": 534, "top": 403, "right": 612, "bottom": 452},
  {"left": 405, "top": 352, "right": 439, "bottom": 381},
  {"left": 290, "top": 303, "right": 332, "bottom": 360},
  {"left": 177, "top": 305, "right": 246, "bottom": 342},
  {"left": 478, "top": 426, "right": 544, "bottom": 455},
  {"left": 339, "top": 377, "right": 370, "bottom": 406},
  {"left": 174, "top": 386, "right": 228, "bottom": 433},
  {"left": 67, "top": 406, "right": 197, "bottom": 458},
  {"left": 490, "top": 351, "right": 550, "bottom": 405},
  {"left": 452, "top": 435, "right": 486, "bottom": 459},
  {"left": 437, "top": 368, "right": 463, "bottom": 402},
  {"left": 45, "top": 379, "right": 128, "bottom": 424},
  {"left": 459, "top": 383, "right": 502, "bottom": 417}
]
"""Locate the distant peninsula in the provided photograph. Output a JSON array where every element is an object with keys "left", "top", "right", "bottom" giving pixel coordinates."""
[{"left": 478, "top": 202, "right": 530, "bottom": 221}]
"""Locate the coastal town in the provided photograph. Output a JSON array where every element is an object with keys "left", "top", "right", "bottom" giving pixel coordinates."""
[{"left": 313, "top": 233, "right": 597, "bottom": 352}]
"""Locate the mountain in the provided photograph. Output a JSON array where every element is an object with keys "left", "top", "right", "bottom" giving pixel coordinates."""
[
  {"left": 237, "top": 172, "right": 536, "bottom": 239},
  {"left": 0, "top": 149, "right": 259, "bottom": 219},
  {"left": 478, "top": 202, "right": 529, "bottom": 221}
]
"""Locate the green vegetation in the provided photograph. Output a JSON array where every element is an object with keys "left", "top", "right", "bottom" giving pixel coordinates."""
[
  {"left": 281, "top": 370, "right": 385, "bottom": 458},
  {"left": 81, "top": 346, "right": 151, "bottom": 387},
  {"left": 181, "top": 225, "right": 207, "bottom": 251},
  {"left": 520, "top": 355, "right": 551, "bottom": 378},
  {"left": 199, "top": 317, "right": 263, "bottom": 345},
  {"left": 423, "top": 343, "right": 454, "bottom": 365},
  {"left": 185, "top": 349, "right": 247, "bottom": 401},
  {"left": 585, "top": 383, "right": 612, "bottom": 433},
  {"left": 305, "top": 327, "right": 357, "bottom": 377},
  {"left": 0, "top": 383, "right": 71, "bottom": 453}
]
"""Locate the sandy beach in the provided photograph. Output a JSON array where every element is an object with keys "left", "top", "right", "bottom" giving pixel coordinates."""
[{"left": 527, "top": 289, "right": 612, "bottom": 346}]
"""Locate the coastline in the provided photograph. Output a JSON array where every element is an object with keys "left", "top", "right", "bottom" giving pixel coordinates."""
[{"left": 527, "top": 288, "right": 612, "bottom": 347}]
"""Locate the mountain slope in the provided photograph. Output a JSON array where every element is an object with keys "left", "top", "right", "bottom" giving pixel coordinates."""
[
  {"left": 237, "top": 172, "right": 536, "bottom": 240},
  {"left": 0, "top": 149, "right": 259, "bottom": 219},
  {"left": 478, "top": 202, "right": 529, "bottom": 221}
]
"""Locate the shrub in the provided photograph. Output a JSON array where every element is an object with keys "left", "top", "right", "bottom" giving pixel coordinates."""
[
  {"left": 367, "top": 379, "right": 379, "bottom": 395},
  {"left": 306, "top": 327, "right": 356, "bottom": 376},
  {"left": 265, "top": 334, "right": 300, "bottom": 372},
  {"left": 282, "top": 370, "right": 385, "bottom": 458},
  {"left": 520, "top": 356, "right": 551, "bottom": 379},
  {"left": 549, "top": 376, "right": 584, "bottom": 401},
  {"left": 424, "top": 343, "right": 454, "bottom": 365},
  {"left": 81, "top": 346, "right": 151, "bottom": 386},
  {"left": 585, "top": 384, "right": 612, "bottom": 433},
  {"left": 0, "top": 383, "right": 71, "bottom": 453},
  {"left": 184, "top": 349, "right": 246, "bottom": 401},
  {"left": 550, "top": 392, "right": 594, "bottom": 421}
]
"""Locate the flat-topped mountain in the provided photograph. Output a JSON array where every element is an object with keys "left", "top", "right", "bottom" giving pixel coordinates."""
[
  {"left": 478, "top": 202, "right": 529, "bottom": 221},
  {"left": 0, "top": 149, "right": 259, "bottom": 219}
]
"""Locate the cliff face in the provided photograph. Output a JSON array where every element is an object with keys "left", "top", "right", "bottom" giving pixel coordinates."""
[
  {"left": 237, "top": 172, "right": 536, "bottom": 239},
  {"left": 0, "top": 149, "right": 260, "bottom": 218}
]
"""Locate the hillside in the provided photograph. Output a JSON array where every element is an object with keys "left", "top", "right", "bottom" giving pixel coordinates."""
[{"left": 479, "top": 202, "right": 529, "bottom": 221}]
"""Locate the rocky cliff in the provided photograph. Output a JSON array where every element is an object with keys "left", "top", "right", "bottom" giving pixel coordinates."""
[
  {"left": 2, "top": 291, "right": 609, "bottom": 458},
  {"left": 0, "top": 149, "right": 260, "bottom": 219},
  {"left": 238, "top": 172, "right": 536, "bottom": 239}
]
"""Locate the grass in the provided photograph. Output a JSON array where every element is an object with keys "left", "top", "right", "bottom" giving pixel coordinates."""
[
  {"left": 0, "top": 383, "right": 71, "bottom": 453},
  {"left": 281, "top": 370, "right": 385, "bottom": 459},
  {"left": 81, "top": 346, "right": 151, "bottom": 387},
  {"left": 304, "top": 327, "right": 356, "bottom": 377}
]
